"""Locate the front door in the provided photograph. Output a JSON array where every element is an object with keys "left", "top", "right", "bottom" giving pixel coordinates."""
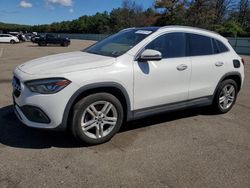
[{"left": 133, "top": 32, "right": 191, "bottom": 110}]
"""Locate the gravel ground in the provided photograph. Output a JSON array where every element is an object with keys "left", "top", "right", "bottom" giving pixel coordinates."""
[{"left": 0, "top": 40, "right": 249, "bottom": 188}]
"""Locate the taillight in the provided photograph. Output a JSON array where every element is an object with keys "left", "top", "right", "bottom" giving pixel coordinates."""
[{"left": 241, "top": 58, "right": 245, "bottom": 66}]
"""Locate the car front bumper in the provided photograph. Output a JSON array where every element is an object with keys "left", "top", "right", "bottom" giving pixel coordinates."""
[{"left": 12, "top": 74, "right": 79, "bottom": 130}]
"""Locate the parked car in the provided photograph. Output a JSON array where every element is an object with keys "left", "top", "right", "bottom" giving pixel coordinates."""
[
  {"left": 0, "top": 34, "right": 19, "bottom": 44},
  {"left": 24, "top": 33, "right": 35, "bottom": 41},
  {"left": 31, "top": 34, "right": 41, "bottom": 43},
  {"left": 8, "top": 32, "right": 26, "bottom": 42},
  {"left": 33, "top": 34, "right": 70, "bottom": 46},
  {"left": 13, "top": 26, "right": 244, "bottom": 145},
  {"left": 17, "top": 34, "right": 26, "bottom": 42}
]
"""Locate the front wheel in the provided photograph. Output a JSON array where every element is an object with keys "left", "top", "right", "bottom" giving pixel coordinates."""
[
  {"left": 10, "top": 40, "right": 15, "bottom": 44},
  {"left": 71, "top": 93, "right": 124, "bottom": 145},
  {"left": 213, "top": 79, "right": 238, "bottom": 113}
]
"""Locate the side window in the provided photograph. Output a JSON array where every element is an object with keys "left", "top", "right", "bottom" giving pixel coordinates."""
[
  {"left": 215, "top": 39, "right": 229, "bottom": 53},
  {"left": 188, "top": 34, "right": 213, "bottom": 56},
  {"left": 145, "top": 32, "right": 186, "bottom": 58},
  {"left": 47, "top": 34, "right": 54, "bottom": 38},
  {"left": 212, "top": 39, "right": 220, "bottom": 54}
]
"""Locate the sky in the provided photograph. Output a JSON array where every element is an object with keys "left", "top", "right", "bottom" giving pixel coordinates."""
[{"left": 0, "top": 0, "right": 154, "bottom": 25}]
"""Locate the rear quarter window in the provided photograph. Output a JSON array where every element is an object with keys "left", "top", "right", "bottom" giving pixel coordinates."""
[{"left": 215, "top": 39, "right": 229, "bottom": 53}]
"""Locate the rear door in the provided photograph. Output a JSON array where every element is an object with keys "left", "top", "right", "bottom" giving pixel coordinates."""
[{"left": 187, "top": 33, "right": 227, "bottom": 99}]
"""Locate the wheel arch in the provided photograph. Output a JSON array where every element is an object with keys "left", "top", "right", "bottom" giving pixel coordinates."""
[
  {"left": 58, "top": 82, "right": 132, "bottom": 131},
  {"left": 213, "top": 72, "right": 242, "bottom": 98}
]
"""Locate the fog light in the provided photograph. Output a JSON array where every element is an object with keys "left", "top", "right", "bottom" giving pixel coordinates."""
[{"left": 21, "top": 105, "right": 51, "bottom": 124}]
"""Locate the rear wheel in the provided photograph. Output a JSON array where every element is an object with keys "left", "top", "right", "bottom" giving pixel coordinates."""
[
  {"left": 10, "top": 40, "right": 15, "bottom": 44},
  {"left": 39, "top": 41, "right": 47, "bottom": 46},
  {"left": 213, "top": 79, "right": 238, "bottom": 113},
  {"left": 61, "top": 41, "right": 69, "bottom": 47},
  {"left": 71, "top": 93, "right": 124, "bottom": 145}
]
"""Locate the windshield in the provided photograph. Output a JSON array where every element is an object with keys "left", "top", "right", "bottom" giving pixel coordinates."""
[{"left": 84, "top": 29, "right": 155, "bottom": 57}]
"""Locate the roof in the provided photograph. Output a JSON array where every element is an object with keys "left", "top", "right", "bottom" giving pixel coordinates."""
[
  {"left": 121, "top": 25, "right": 222, "bottom": 39},
  {"left": 124, "top": 25, "right": 219, "bottom": 35},
  {"left": 120, "top": 26, "right": 160, "bottom": 32}
]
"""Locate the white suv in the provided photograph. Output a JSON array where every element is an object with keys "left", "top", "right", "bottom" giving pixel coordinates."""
[{"left": 13, "top": 26, "right": 244, "bottom": 144}]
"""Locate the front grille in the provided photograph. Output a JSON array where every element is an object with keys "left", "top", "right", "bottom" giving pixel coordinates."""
[{"left": 12, "top": 76, "right": 21, "bottom": 97}]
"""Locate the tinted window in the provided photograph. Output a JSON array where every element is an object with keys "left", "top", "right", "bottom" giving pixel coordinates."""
[
  {"left": 216, "top": 39, "right": 229, "bottom": 53},
  {"left": 145, "top": 33, "right": 186, "bottom": 58},
  {"left": 212, "top": 39, "right": 220, "bottom": 54},
  {"left": 47, "top": 34, "right": 55, "bottom": 38},
  {"left": 188, "top": 34, "right": 213, "bottom": 56}
]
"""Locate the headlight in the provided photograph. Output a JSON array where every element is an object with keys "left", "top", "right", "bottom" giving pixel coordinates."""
[{"left": 25, "top": 78, "right": 71, "bottom": 94}]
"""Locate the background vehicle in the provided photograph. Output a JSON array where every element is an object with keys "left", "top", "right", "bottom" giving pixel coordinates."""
[
  {"left": 13, "top": 26, "right": 244, "bottom": 145},
  {"left": 31, "top": 34, "right": 41, "bottom": 43},
  {"left": 33, "top": 34, "right": 70, "bottom": 46},
  {"left": 0, "top": 34, "right": 19, "bottom": 44},
  {"left": 24, "top": 33, "right": 35, "bottom": 41},
  {"left": 8, "top": 32, "right": 26, "bottom": 42},
  {"left": 17, "top": 34, "right": 26, "bottom": 42}
]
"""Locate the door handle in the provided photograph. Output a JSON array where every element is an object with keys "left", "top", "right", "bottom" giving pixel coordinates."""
[
  {"left": 215, "top": 61, "right": 224, "bottom": 67},
  {"left": 177, "top": 64, "right": 188, "bottom": 71}
]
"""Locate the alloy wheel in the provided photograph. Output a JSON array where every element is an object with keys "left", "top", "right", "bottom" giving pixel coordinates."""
[
  {"left": 219, "top": 84, "right": 236, "bottom": 110},
  {"left": 80, "top": 101, "right": 118, "bottom": 139}
]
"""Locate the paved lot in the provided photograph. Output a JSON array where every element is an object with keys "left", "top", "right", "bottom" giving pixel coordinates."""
[{"left": 0, "top": 41, "right": 249, "bottom": 188}]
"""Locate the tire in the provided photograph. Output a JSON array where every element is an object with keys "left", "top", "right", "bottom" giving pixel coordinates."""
[
  {"left": 213, "top": 79, "right": 238, "bottom": 114},
  {"left": 39, "top": 41, "right": 46, "bottom": 46},
  {"left": 10, "top": 40, "right": 15, "bottom": 44},
  {"left": 71, "top": 93, "right": 124, "bottom": 145},
  {"left": 61, "top": 41, "right": 69, "bottom": 47}
]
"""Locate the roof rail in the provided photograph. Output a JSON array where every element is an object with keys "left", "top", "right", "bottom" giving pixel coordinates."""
[
  {"left": 119, "top": 27, "right": 136, "bottom": 32},
  {"left": 159, "top": 25, "right": 219, "bottom": 35}
]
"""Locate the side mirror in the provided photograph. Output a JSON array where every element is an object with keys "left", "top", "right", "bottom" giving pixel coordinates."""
[{"left": 138, "top": 49, "right": 162, "bottom": 61}]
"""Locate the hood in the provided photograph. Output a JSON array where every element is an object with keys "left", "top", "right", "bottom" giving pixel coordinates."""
[{"left": 18, "top": 51, "right": 115, "bottom": 75}]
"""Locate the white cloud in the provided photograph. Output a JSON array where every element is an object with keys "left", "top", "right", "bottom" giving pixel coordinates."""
[
  {"left": 19, "top": 0, "right": 32, "bottom": 8},
  {"left": 69, "top": 8, "right": 74, "bottom": 13},
  {"left": 46, "top": 0, "right": 73, "bottom": 7}
]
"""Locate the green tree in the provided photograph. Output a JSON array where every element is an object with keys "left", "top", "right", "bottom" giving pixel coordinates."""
[
  {"left": 213, "top": 21, "right": 245, "bottom": 37},
  {"left": 154, "top": 0, "right": 187, "bottom": 25}
]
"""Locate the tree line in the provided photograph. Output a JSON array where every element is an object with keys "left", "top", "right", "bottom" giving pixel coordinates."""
[{"left": 0, "top": 0, "right": 250, "bottom": 37}]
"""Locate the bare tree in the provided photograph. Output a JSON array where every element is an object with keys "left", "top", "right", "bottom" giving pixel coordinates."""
[
  {"left": 238, "top": 0, "right": 250, "bottom": 26},
  {"left": 213, "top": 0, "right": 234, "bottom": 23}
]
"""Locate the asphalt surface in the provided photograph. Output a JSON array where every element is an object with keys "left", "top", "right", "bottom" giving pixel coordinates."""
[{"left": 0, "top": 41, "right": 249, "bottom": 188}]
